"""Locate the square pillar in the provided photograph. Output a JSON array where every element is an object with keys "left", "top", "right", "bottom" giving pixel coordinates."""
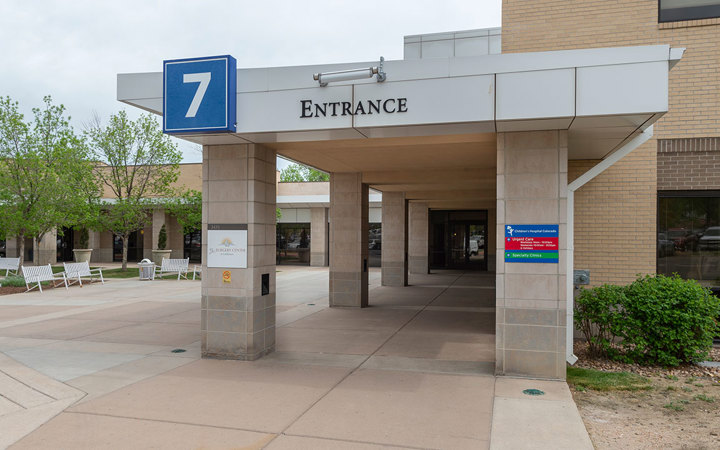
[
  {"left": 496, "top": 130, "right": 568, "bottom": 380},
  {"left": 152, "top": 209, "right": 166, "bottom": 251},
  {"left": 408, "top": 202, "right": 429, "bottom": 275},
  {"left": 5, "top": 237, "right": 18, "bottom": 258},
  {"left": 381, "top": 192, "right": 408, "bottom": 286},
  {"left": 201, "top": 144, "right": 277, "bottom": 360},
  {"left": 329, "top": 173, "right": 368, "bottom": 307},
  {"left": 36, "top": 229, "right": 57, "bottom": 265},
  {"left": 310, "top": 207, "right": 329, "bottom": 266}
]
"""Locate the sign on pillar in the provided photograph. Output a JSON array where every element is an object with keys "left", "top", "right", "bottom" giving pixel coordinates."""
[
  {"left": 504, "top": 224, "right": 559, "bottom": 263},
  {"left": 207, "top": 224, "right": 248, "bottom": 269},
  {"left": 163, "top": 55, "right": 237, "bottom": 134}
]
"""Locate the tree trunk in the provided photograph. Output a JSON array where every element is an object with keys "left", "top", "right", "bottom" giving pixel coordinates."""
[
  {"left": 32, "top": 236, "right": 39, "bottom": 265},
  {"left": 122, "top": 236, "right": 128, "bottom": 271},
  {"left": 18, "top": 234, "right": 25, "bottom": 263}
]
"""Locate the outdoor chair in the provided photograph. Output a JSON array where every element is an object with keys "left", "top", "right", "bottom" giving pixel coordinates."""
[
  {"left": 154, "top": 258, "right": 190, "bottom": 280},
  {"left": 0, "top": 257, "right": 20, "bottom": 276},
  {"left": 63, "top": 261, "right": 104, "bottom": 287},
  {"left": 21, "top": 264, "right": 68, "bottom": 292}
]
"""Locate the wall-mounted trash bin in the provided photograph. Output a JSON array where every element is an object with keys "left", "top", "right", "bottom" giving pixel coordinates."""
[{"left": 138, "top": 259, "right": 156, "bottom": 281}]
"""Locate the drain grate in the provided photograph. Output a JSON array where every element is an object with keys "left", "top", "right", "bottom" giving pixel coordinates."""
[
  {"left": 308, "top": 303, "right": 315, "bottom": 306},
  {"left": 522, "top": 388, "right": 545, "bottom": 396},
  {"left": 171, "top": 349, "right": 186, "bottom": 353}
]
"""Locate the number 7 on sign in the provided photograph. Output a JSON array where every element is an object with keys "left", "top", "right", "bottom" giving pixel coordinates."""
[{"left": 182, "top": 72, "right": 211, "bottom": 118}]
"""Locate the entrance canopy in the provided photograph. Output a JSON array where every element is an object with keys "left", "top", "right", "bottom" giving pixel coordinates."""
[
  {"left": 118, "top": 44, "right": 681, "bottom": 210},
  {"left": 119, "top": 44, "right": 680, "bottom": 159}
]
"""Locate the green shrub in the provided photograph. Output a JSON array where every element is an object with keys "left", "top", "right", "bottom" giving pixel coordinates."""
[
  {"left": 618, "top": 274, "right": 720, "bottom": 366},
  {"left": 158, "top": 224, "right": 167, "bottom": 250},
  {"left": 0, "top": 276, "right": 26, "bottom": 287},
  {"left": 575, "top": 284, "right": 625, "bottom": 357},
  {"left": 574, "top": 274, "right": 720, "bottom": 366}
]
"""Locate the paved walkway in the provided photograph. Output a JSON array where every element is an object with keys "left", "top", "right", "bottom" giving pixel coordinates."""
[{"left": 0, "top": 267, "right": 591, "bottom": 449}]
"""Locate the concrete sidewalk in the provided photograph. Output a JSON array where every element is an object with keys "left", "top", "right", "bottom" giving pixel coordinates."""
[{"left": 0, "top": 267, "right": 591, "bottom": 449}]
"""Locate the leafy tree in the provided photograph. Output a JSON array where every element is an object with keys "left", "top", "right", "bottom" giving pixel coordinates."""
[
  {"left": 86, "top": 111, "right": 182, "bottom": 270},
  {"left": 165, "top": 189, "right": 201, "bottom": 235},
  {"left": 0, "top": 96, "right": 99, "bottom": 263},
  {"left": 279, "top": 163, "right": 329, "bottom": 182}
]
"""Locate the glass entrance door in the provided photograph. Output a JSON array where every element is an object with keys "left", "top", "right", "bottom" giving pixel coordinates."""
[{"left": 449, "top": 223, "right": 487, "bottom": 269}]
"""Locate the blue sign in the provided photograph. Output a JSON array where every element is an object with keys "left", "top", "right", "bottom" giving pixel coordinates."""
[
  {"left": 504, "top": 224, "right": 559, "bottom": 264},
  {"left": 163, "top": 55, "right": 236, "bottom": 134}
]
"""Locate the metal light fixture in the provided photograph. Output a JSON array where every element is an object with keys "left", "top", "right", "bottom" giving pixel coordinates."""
[{"left": 313, "top": 57, "right": 386, "bottom": 87}]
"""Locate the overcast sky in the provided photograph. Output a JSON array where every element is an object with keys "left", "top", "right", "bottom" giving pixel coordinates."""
[{"left": 0, "top": 0, "right": 501, "bottom": 166}]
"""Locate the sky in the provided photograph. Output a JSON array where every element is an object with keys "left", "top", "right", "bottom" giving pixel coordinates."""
[{"left": 0, "top": 0, "right": 501, "bottom": 168}]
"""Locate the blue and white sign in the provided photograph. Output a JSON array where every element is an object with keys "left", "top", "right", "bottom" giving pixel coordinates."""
[{"left": 163, "top": 55, "right": 237, "bottom": 134}]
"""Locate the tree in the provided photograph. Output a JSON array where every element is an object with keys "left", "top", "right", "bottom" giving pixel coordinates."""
[
  {"left": 86, "top": 111, "right": 182, "bottom": 270},
  {"left": 0, "top": 96, "right": 99, "bottom": 263},
  {"left": 279, "top": 163, "right": 329, "bottom": 182},
  {"left": 165, "top": 189, "right": 201, "bottom": 235}
]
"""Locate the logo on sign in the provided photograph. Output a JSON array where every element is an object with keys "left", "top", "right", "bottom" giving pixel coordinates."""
[{"left": 163, "top": 55, "right": 237, "bottom": 134}]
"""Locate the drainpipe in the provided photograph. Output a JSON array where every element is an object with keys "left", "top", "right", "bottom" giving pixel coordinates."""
[{"left": 565, "top": 125, "right": 654, "bottom": 364}]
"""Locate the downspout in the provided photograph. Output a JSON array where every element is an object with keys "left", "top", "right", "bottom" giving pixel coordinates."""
[{"left": 565, "top": 126, "right": 654, "bottom": 364}]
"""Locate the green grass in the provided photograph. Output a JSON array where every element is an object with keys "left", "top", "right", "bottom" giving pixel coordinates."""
[
  {"left": 567, "top": 367, "right": 651, "bottom": 392},
  {"left": 664, "top": 402, "right": 684, "bottom": 411},
  {"left": 100, "top": 268, "right": 140, "bottom": 278},
  {"left": 694, "top": 394, "right": 715, "bottom": 403}
]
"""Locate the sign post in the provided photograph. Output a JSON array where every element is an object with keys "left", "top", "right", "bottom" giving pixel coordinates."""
[{"left": 504, "top": 224, "right": 559, "bottom": 263}]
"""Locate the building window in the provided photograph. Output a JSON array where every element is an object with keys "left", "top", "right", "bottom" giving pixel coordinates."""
[
  {"left": 659, "top": 0, "right": 720, "bottom": 22},
  {"left": 658, "top": 191, "right": 720, "bottom": 287},
  {"left": 184, "top": 230, "right": 201, "bottom": 263},
  {"left": 276, "top": 223, "right": 311, "bottom": 265},
  {"left": 369, "top": 223, "right": 382, "bottom": 268}
]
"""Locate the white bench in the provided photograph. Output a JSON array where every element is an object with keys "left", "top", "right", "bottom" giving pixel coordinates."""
[
  {"left": 154, "top": 258, "right": 190, "bottom": 280},
  {"left": 21, "top": 265, "right": 68, "bottom": 292},
  {"left": 192, "top": 265, "right": 201, "bottom": 281},
  {"left": 0, "top": 257, "right": 20, "bottom": 276},
  {"left": 63, "top": 262, "right": 104, "bottom": 287}
]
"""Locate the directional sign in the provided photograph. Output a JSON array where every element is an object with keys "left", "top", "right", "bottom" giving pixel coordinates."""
[
  {"left": 504, "top": 224, "right": 559, "bottom": 263},
  {"left": 163, "top": 55, "right": 236, "bottom": 134}
]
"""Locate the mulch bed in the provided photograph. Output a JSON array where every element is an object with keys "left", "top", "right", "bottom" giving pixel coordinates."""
[
  {"left": 0, "top": 286, "right": 27, "bottom": 296},
  {"left": 574, "top": 341, "right": 720, "bottom": 381}
]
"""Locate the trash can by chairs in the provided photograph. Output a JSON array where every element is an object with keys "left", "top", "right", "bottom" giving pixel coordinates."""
[{"left": 138, "top": 259, "right": 156, "bottom": 281}]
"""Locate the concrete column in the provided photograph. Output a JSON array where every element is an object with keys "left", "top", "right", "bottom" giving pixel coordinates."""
[
  {"left": 201, "top": 144, "right": 277, "bottom": 360},
  {"left": 88, "top": 230, "right": 101, "bottom": 263},
  {"left": 36, "top": 229, "right": 57, "bottom": 265},
  {"left": 408, "top": 202, "right": 429, "bottom": 275},
  {"left": 381, "top": 192, "right": 408, "bottom": 286},
  {"left": 310, "top": 207, "right": 329, "bottom": 266},
  {"left": 496, "top": 130, "right": 568, "bottom": 380},
  {"left": 152, "top": 209, "right": 166, "bottom": 250},
  {"left": 5, "top": 237, "right": 18, "bottom": 258},
  {"left": 329, "top": 173, "right": 368, "bottom": 307}
]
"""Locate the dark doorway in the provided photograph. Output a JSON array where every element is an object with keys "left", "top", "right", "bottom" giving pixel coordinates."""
[
  {"left": 57, "top": 227, "right": 74, "bottom": 262},
  {"left": 113, "top": 231, "right": 144, "bottom": 262},
  {"left": 184, "top": 230, "right": 202, "bottom": 263},
  {"left": 276, "top": 223, "right": 311, "bottom": 265},
  {"left": 430, "top": 210, "right": 488, "bottom": 270}
]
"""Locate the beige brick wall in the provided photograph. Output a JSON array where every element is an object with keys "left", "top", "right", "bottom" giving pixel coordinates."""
[
  {"left": 658, "top": 138, "right": 720, "bottom": 190},
  {"left": 503, "top": 0, "right": 720, "bottom": 285}
]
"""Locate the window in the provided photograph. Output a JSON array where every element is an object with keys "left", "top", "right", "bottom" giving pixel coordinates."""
[
  {"left": 659, "top": 0, "right": 720, "bottom": 22},
  {"left": 276, "top": 223, "right": 311, "bottom": 265},
  {"left": 184, "top": 230, "right": 201, "bottom": 263},
  {"left": 657, "top": 191, "right": 720, "bottom": 287}
]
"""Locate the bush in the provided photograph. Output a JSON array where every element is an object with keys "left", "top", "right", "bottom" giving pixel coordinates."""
[
  {"left": 619, "top": 274, "right": 720, "bottom": 366},
  {"left": 0, "top": 276, "right": 26, "bottom": 287},
  {"left": 158, "top": 224, "right": 167, "bottom": 250},
  {"left": 575, "top": 285, "right": 626, "bottom": 357},
  {"left": 575, "top": 274, "right": 720, "bottom": 366}
]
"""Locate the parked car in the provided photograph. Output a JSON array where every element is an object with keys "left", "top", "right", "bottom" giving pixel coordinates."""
[
  {"left": 699, "top": 226, "right": 720, "bottom": 251},
  {"left": 657, "top": 233, "right": 675, "bottom": 257},
  {"left": 667, "top": 227, "right": 699, "bottom": 251}
]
